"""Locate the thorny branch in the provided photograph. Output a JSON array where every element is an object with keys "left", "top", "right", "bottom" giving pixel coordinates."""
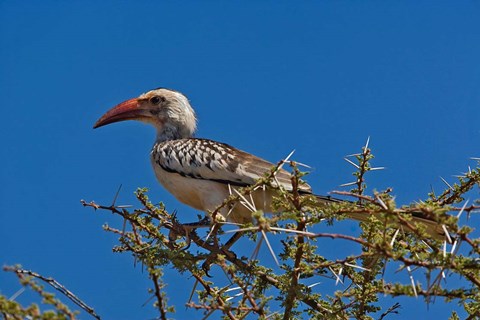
[
  {"left": 76, "top": 148, "right": 480, "bottom": 318},
  {"left": 3, "top": 266, "right": 101, "bottom": 320},
  {"left": 150, "top": 271, "right": 168, "bottom": 320},
  {"left": 283, "top": 165, "right": 308, "bottom": 320},
  {"left": 435, "top": 168, "right": 480, "bottom": 205}
]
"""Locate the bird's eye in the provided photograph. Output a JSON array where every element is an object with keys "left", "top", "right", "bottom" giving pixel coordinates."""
[{"left": 150, "top": 96, "right": 163, "bottom": 105}]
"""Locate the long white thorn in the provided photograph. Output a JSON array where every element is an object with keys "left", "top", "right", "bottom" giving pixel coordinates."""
[
  {"left": 340, "top": 181, "right": 358, "bottom": 187},
  {"left": 375, "top": 194, "right": 388, "bottom": 210},
  {"left": 269, "top": 227, "right": 316, "bottom": 237},
  {"left": 249, "top": 193, "right": 257, "bottom": 212},
  {"left": 406, "top": 266, "right": 418, "bottom": 298},
  {"left": 308, "top": 282, "right": 322, "bottom": 288},
  {"left": 217, "top": 221, "right": 243, "bottom": 226},
  {"left": 224, "top": 184, "right": 236, "bottom": 220},
  {"left": 450, "top": 239, "right": 458, "bottom": 255},
  {"left": 233, "top": 189, "right": 256, "bottom": 212},
  {"left": 421, "top": 240, "right": 433, "bottom": 252},
  {"left": 250, "top": 236, "right": 263, "bottom": 260},
  {"left": 283, "top": 149, "right": 296, "bottom": 163},
  {"left": 273, "top": 176, "right": 289, "bottom": 202},
  {"left": 336, "top": 267, "right": 343, "bottom": 285},
  {"left": 204, "top": 226, "right": 216, "bottom": 243},
  {"left": 265, "top": 312, "right": 280, "bottom": 319},
  {"left": 329, "top": 267, "right": 343, "bottom": 285},
  {"left": 8, "top": 287, "right": 25, "bottom": 301},
  {"left": 261, "top": 230, "right": 279, "bottom": 266},
  {"left": 390, "top": 229, "right": 400, "bottom": 247},
  {"left": 224, "top": 226, "right": 258, "bottom": 234},
  {"left": 295, "top": 161, "right": 312, "bottom": 169},
  {"left": 225, "top": 204, "right": 235, "bottom": 220},
  {"left": 442, "top": 225, "right": 452, "bottom": 244},
  {"left": 344, "top": 157, "right": 360, "bottom": 169},
  {"left": 345, "top": 263, "right": 371, "bottom": 272},
  {"left": 188, "top": 279, "right": 199, "bottom": 304},
  {"left": 276, "top": 149, "right": 296, "bottom": 173},
  {"left": 439, "top": 176, "right": 454, "bottom": 191},
  {"left": 457, "top": 200, "right": 469, "bottom": 219},
  {"left": 225, "top": 291, "right": 244, "bottom": 302},
  {"left": 364, "top": 136, "right": 371, "bottom": 150}
]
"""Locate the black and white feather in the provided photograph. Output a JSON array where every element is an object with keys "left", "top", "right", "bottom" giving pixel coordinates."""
[{"left": 152, "top": 138, "right": 312, "bottom": 192}]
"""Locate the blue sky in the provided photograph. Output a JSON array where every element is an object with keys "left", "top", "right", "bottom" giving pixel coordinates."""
[{"left": 1, "top": 1, "right": 479, "bottom": 319}]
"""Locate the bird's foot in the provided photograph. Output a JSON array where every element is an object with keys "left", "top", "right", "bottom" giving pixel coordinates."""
[{"left": 168, "top": 216, "right": 212, "bottom": 250}]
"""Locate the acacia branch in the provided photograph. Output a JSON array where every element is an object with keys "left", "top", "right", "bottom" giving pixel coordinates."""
[
  {"left": 3, "top": 266, "right": 101, "bottom": 320},
  {"left": 79, "top": 148, "right": 480, "bottom": 319}
]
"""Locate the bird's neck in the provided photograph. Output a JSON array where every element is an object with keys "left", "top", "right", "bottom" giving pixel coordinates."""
[{"left": 156, "top": 123, "right": 192, "bottom": 143}]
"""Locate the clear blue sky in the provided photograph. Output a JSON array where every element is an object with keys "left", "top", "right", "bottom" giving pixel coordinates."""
[{"left": 1, "top": 1, "right": 479, "bottom": 319}]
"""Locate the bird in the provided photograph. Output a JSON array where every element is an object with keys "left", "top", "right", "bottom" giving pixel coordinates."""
[{"left": 94, "top": 87, "right": 445, "bottom": 239}]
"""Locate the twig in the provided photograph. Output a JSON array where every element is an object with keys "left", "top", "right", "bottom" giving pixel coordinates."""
[
  {"left": 283, "top": 170, "right": 307, "bottom": 320},
  {"left": 4, "top": 266, "right": 101, "bottom": 319},
  {"left": 378, "top": 302, "right": 401, "bottom": 320},
  {"left": 151, "top": 271, "right": 168, "bottom": 320}
]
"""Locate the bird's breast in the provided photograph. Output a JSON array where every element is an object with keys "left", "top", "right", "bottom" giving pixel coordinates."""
[{"left": 150, "top": 155, "right": 228, "bottom": 211}]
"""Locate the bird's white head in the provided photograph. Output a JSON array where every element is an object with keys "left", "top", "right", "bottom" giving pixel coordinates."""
[{"left": 94, "top": 88, "right": 197, "bottom": 142}]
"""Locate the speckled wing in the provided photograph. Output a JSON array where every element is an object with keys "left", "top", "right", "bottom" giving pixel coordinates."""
[{"left": 151, "top": 138, "right": 312, "bottom": 192}]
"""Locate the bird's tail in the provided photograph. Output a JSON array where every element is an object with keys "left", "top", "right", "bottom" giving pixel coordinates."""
[{"left": 315, "top": 195, "right": 446, "bottom": 240}]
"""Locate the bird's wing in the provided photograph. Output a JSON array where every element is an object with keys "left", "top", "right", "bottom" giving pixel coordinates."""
[{"left": 151, "top": 138, "right": 312, "bottom": 192}]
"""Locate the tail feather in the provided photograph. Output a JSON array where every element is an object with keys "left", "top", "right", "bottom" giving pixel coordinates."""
[{"left": 315, "top": 195, "right": 446, "bottom": 240}]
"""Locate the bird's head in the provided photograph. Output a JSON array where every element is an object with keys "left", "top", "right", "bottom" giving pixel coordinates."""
[{"left": 94, "top": 88, "right": 197, "bottom": 141}]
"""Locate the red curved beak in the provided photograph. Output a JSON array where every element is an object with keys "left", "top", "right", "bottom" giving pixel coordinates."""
[{"left": 93, "top": 98, "right": 142, "bottom": 129}]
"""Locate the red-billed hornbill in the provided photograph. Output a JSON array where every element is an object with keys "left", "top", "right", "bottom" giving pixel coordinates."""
[{"left": 94, "top": 88, "right": 445, "bottom": 239}]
